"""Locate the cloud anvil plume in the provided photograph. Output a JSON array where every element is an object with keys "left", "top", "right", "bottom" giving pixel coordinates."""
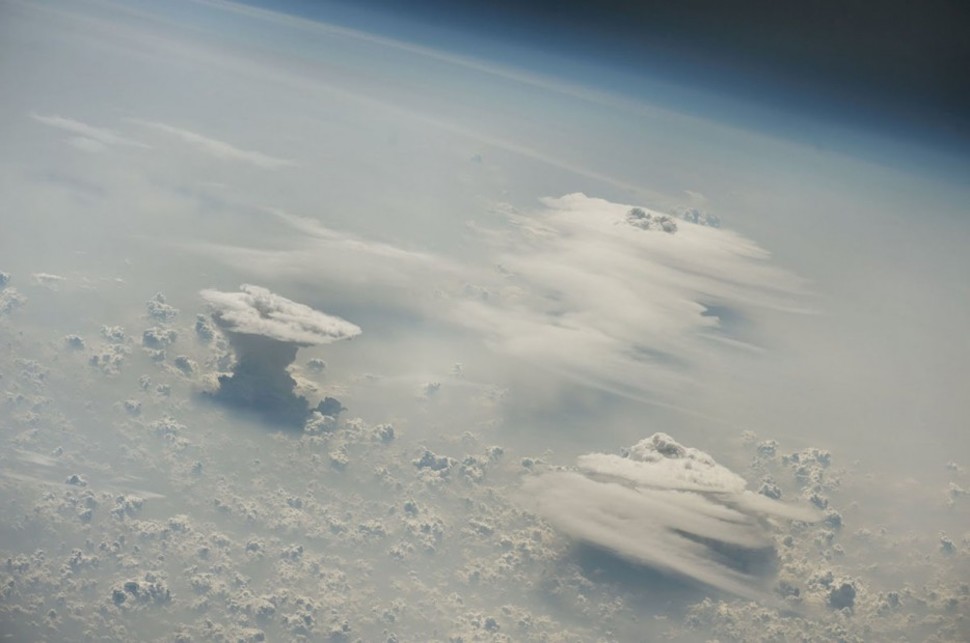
[
  {"left": 200, "top": 284, "right": 361, "bottom": 345},
  {"left": 454, "top": 193, "right": 809, "bottom": 404},
  {"left": 521, "top": 433, "right": 820, "bottom": 598},
  {"left": 200, "top": 285, "right": 360, "bottom": 425}
]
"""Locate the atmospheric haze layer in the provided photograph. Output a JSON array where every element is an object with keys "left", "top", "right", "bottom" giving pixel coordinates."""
[{"left": 1, "top": 1, "right": 969, "bottom": 641}]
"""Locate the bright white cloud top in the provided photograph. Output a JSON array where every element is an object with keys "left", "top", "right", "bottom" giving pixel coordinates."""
[
  {"left": 522, "top": 433, "right": 821, "bottom": 599},
  {"left": 455, "top": 193, "right": 809, "bottom": 402},
  {"left": 200, "top": 284, "right": 361, "bottom": 346},
  {"left": 199, "top": 194, "right": 808, "bottom": 409}
]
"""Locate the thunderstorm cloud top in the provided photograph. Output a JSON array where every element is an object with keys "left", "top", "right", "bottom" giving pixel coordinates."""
[
  {"left": 521, "top": 433, "right": 821, "bottom": 599},
  {"left": 199, "top": 284, "right": 361, "bottom": 345}
]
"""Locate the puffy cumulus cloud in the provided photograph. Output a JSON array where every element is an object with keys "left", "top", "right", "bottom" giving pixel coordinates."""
[
  {"left": 100, "top": 325, "right": 128, "bottom": 343},
  {"left": 142, "top": 327, "right": 177, "bottom": 349},
  {"left": 194, "top": 314, "right": 215, "bottom": 343},
  {"left": 0, "top": 287, "right": 27, "bottom": 316},
  {"left": 88, "top": 343, "right": 130, "bottom": 375},
  {"left": 679, "top": 207, "right": 721, "bottom": 228},
  {"left": 63, "top": 334, "right": 86, "bottom": 350},
  {"left": 520, "top": 433, "right": 820, "bottom": 599},
  {"left": 453, "top": 194, "right": 810, "bottom": 402},
  {"left": 0, "top": 273, "right": 26, "bottom": 315},
  {"left": 146, "top": 292, "right": 179, "bottom": 322},
  {"left": 626, "top": 206, "right": 679, "bottom": 233},
  {"left": 1, "top": 290, "right": 966, "bottom": 642},
  {"left": 200, "top": 285, "right": 360, "bottom": 426}
]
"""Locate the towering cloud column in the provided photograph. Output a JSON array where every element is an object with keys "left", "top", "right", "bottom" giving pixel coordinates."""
[{"left": 199, "top": 284, "right": 361, "bottom": 425}]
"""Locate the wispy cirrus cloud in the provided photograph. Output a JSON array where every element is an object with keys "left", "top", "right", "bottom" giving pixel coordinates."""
[
  {"left": 29, "top": 112, "right": 150, "bottom": 150},
  {"left": 196, "top": 194, "right": 810, "bottom": 405},
  {"left": 450, "top": 193, "right": 812, "bottom": 400},
  {"left": 131, "top": 119, "right": 296, "bottom": 169},
  {"left": 191, "top": 207, "right": 455, "bottom": 299}
]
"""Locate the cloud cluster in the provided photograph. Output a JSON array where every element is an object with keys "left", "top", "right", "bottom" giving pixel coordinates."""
[
  {"left": 521, "top": 432, "right": 820, "bottom": 599},
  {"left": 146, "top": 292, "right": 179, "bottom": 322},
  {"left": 199, "top": 195, "right": 806, "bottom": 409},
  {"left": 454, "top": 194, "right": 809, "bottom": 403},
  {"left": 0, "top": 266, "right": 966, "bottom": 642},
  {"left": 193, "top": 208, "right": 455, "bottom": 309},
  {"left": 0, "top": 284, "right": 27, "bottom": 316},
  {"left": 200, "top": 285, "right": 360, "bottom": 425},
  {"left": 679, "top": 207, "right": 721, "bottom": 228},
  {"left": 626, "top": 206, "right": 679, "bottom": 233}
]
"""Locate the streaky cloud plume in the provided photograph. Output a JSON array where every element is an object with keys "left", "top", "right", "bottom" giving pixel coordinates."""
[
  {"left": 198, "top": 194, "right": 809, "bottom": 410},
  {"left": 133, "top": 120, "right": 296, "bottom": 168},
  {"left": 453, "top": 193, "right": 811, "bottom": 400},
  {"left": 29, "top": 112, "right": 150, "bottom": 149},
  {"left": 188, "top": 207, "right": 460, "bottom": 314},
  {"left": 521, "top": 432, "right": 821, "bottom": 599}
]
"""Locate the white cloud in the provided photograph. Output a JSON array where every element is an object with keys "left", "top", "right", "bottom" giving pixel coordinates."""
[
  {"left": 199, "top": 284, "right": 361, "bottom": 345},
  {"left": 132, "top": 120, "right": 295, "bottom": 168},
  {"left": 521, "top": 433, "right": 821, "bottom": 598},
  {"left": 196, "top": 194, "right": 809, "bottom": 408},
  {"left": 268, "top": 209, "right": 446, "bottom": 266},
  {"left": 189, "top": 208, "right": 461, "bottom": 317},
  {"left": 31, "top": 272, "right": 67, "bottom": 290},
  {"left": 450, "top": 193, "right": 810, "bottom": 400},
  {"left": 29, "top": 113, "right": 149, "bottom": 148},
  {"left": 0, "top": 287, "right": 27, "bottom": 315},
  {"left": 199, "top": 285, "right": 361, "bottom": 424}
]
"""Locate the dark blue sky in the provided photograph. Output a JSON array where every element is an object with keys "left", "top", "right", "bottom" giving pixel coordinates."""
[{"left": 247, "top": 0, "right": 970, "bottom": 161}]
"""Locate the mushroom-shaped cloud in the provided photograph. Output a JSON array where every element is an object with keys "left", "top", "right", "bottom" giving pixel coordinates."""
[
  {"left": 200, "top": 284, "right": 361, "bottom": 426},
  {"left": 520, "top": 433, "right": 821, "bottom": 600}
]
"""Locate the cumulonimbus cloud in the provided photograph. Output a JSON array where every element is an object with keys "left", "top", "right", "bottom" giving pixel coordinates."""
[
  {"left": 198, "top": 194, "right": 810, "bottom": 407},
  {"left": 200, "top": 283, "right": 361, "bottom": 346},
  {"left": 200, "top": 284, "right": 360, "bottom": 426},
  {"left": 453, "top": 193, "right": 811, "bottom": 401},
  {"left": 520, "top": 433, "right": 820, "bottom": 599}
]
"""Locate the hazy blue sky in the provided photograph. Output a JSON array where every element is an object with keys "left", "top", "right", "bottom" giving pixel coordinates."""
[{"left": 243, "top": 0, "right": 970, "bottom": 163}]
